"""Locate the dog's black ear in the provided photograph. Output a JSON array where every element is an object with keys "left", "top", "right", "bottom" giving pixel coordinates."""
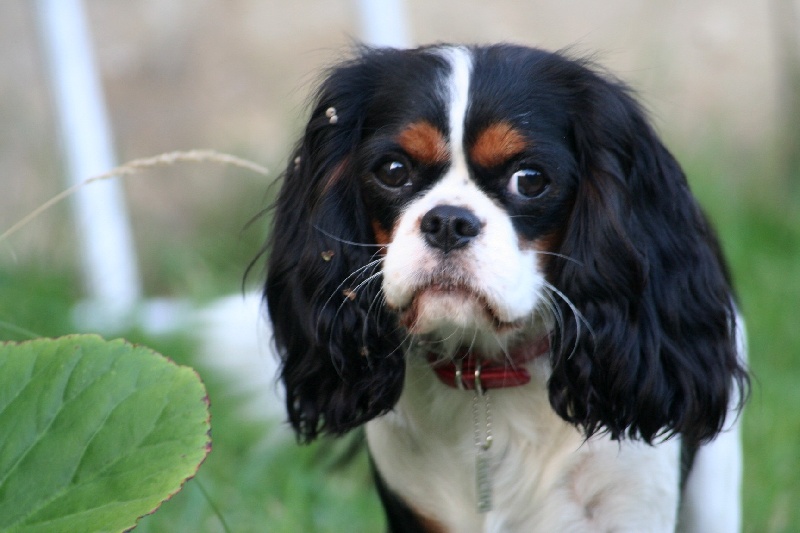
[
  {"left": 547, "top": 66, "right": 748, "bottom": 443},
  {"left": 264, "top": 58, "right": 405, "bottom": 443}
]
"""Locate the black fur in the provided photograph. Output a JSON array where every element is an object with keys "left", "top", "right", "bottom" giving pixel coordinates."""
[
  {"left": 263, "top": 44, "right": 748, "bottom": 446},
  {"left": 264, "top": 48, "right": 446, "bottom": 441},
  {"left": 372, "top": 463, "right": 436, "bottom": 532},
  {"left": 543, "top": 58, "right": 749, "bottom": 443}
]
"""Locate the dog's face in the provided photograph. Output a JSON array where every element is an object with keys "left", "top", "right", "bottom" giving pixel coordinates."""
[
  {"left": 358, "top": 47, "right": 581, "bottom": 355},
  {"left": 374, "top": 48, "right": 563, "bottom": 347},
  {"left": 264, "top": 44, "right": 747, "bottom": 444}
]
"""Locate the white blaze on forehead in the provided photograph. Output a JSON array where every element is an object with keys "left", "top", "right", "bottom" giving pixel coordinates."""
[{"left": 435, "top": 46, "right": 472, "bottom": 171}]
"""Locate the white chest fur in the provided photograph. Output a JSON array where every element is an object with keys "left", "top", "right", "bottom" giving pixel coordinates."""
[{"left": 366, "top": 358, "right": 681, "bottom": 533}]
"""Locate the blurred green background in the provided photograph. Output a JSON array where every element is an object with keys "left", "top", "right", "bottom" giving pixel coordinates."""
[{"left": 1, "top": 1, "right": 798, "bottom": 531}]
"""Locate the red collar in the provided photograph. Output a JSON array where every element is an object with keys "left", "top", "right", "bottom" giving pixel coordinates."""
[{"left": 428, "top": 336, "right": 550, "bottom": 391}]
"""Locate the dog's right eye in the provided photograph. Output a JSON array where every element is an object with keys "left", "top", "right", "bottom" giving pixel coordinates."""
[{"left": 374, "top": 159, "right": 411, "bottom": 188}]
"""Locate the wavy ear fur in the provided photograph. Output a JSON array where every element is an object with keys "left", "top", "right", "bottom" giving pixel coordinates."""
[
  {"left": 548, "top": 68, "right": 748, "bottom": 444},
  {"left": 265, "top": 57, "right": 405, "bottom": 442}
]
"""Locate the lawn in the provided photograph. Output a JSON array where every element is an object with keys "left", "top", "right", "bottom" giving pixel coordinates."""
[{"left": 0, "top": 153, "right": 797, "bottom": 532}]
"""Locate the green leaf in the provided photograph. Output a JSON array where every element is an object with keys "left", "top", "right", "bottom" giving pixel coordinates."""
[{"left": 0, "top": 335, "right": 211, "bottom": 533}]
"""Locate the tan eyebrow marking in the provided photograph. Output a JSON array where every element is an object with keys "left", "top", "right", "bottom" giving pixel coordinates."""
[
  {"left": 371, "top": 219, "right": 392, "bottom": 248},
  {"left": 470, "top": 122, "right": 529, "bottom": 168},
  {"left": 396, "top": 121, "right": 449, "bottom": 165}
]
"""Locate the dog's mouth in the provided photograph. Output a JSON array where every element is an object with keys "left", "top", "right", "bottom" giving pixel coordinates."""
[{"left": 395, "top": 282, "right": 524, "bottom": 335}]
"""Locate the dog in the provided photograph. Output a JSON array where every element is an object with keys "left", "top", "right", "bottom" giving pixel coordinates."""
[{"left": 262, "top": 44, "right": 749, "bottom": 532}]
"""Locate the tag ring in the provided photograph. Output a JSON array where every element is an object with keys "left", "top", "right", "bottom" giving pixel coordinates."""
[
  {"left": 474, "top": 360, "right": 485, "bottom": 396},
  {"left": 454, "top": 360, "right": 466, "bottom": 390}
]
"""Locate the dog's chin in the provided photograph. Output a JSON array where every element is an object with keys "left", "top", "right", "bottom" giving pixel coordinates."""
[{"left": 398, "top": 284, "right": 522, "bottom": 335}]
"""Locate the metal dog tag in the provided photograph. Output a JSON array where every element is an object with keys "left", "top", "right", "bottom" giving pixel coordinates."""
[{"left": 476, "top": 448, "right": 493, "bottom": 513}]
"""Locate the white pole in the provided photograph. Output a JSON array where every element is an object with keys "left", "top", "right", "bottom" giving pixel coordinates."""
[
  {"left": 35, "top": 0, "right": 141, "bottom": 327},
  {"left": 356, "top": 0, "right": 412, "bottom": 48}
]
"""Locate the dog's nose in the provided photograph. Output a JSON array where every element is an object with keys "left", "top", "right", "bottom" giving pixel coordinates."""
[{"left": 420, "top": 205, "right": 481, "bottom": 253}]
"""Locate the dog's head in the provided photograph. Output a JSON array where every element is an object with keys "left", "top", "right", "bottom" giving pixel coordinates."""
[{"left": 264, "top": 44, "right": 747, "bottom": 444}]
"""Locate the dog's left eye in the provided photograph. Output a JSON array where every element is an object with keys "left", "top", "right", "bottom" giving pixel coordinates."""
[
  {"left": 374, "top": 159, "right": 411, "bottom": 188},
  {"left": 508, "top": 168, "right": 549, "bottom": 198}
]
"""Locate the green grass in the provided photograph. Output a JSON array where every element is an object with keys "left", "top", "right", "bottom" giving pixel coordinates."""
[
  {"left": 1, "top": 156, "right": 798, "bottom": 532},
  {"left": 687, "top": 156, "right": 800, "bottom": 533},
  {"left": 727, "top": 216, "right": 800, "bottom": 533}
]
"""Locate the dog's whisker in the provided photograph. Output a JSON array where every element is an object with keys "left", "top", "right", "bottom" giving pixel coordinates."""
[
  {"left": 318, "top": 258, "right": 384, "bottom": 315},
  {"left": 466, "top": 328, "right": 478, "bottom": 356},
  {"left": 538, "top": 291, "right": 565, "bottom": 348},
  {"left": 350, "top": 269, "right": 384, "bottom": 296},
  {"left": 542, "top": 281, "right": 594, "bottom": 359},
  {"left": 533, "top": 250, "right": 584, "bottom": 266},
  {"left": 362, "top": 288, "right": 389, "bottom": 351},
  {"left": 322, "top": 265, "right": 384, "bottom": 367},
  {"left": 330, "top": 271, "right": 383, "bottom": 322},
  {"left": 488, "top": 333, "right": 514, "bottom": 368},
  {"left": 541, "top": 287, "right": 572, "bottom": 355},
  {"left": 313, "top": 225, "right": 385, "bottom": 248}
]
